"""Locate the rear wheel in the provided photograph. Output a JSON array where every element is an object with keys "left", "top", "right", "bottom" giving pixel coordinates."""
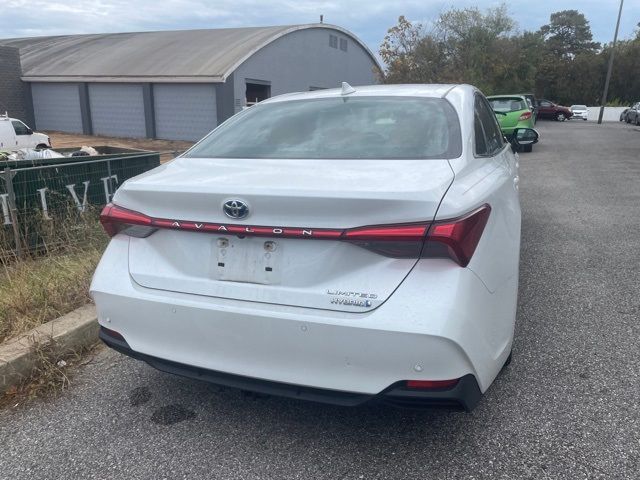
[
  {"left": 505, "top": 351, "right": 513, "bottom": 366},
  {"left": 636, "top": 116, "right": 640, "bottom": 126},
  {"left": 35, "top": 143, "right": 49, "bottom": 149},
  {"left": 523, "top": 144, "right": 533, "bottom": 153},
  {"left": 556, "top": 113, "right": 566, "bottom": 121}
]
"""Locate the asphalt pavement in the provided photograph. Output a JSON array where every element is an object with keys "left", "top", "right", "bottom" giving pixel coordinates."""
[{"left": 1, "top": 120, "right": 639, "bottom": 480}]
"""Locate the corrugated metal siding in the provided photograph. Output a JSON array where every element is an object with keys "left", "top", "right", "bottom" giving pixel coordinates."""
[
  {"left": 89, "top": 84, "right": 146, "bottom": 138},
  {"left": 31, "top": 83, "right": 83, "bottom": 132},
  {"left": 153, "top": 84, "right": 217, "bottom": 141}
]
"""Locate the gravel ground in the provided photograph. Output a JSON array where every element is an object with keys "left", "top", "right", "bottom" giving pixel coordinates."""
[{"left": 1, "top": 120, "right": 639, "bottom": 480}]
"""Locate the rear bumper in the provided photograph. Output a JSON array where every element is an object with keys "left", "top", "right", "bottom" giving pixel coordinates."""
[
  {"left": 91, "top": 236, "right": 516, "bottom": 411},
  {"left": 100, "top": 326, "right": 482, "bottom": 410}
]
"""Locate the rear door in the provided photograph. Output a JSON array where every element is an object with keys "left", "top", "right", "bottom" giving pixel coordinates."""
[
  {"left": 538, "top": 100, "right": 553, "bottom": 118},
  {"left": 0, "top": 120, "right": 17, "bottom": 149}
]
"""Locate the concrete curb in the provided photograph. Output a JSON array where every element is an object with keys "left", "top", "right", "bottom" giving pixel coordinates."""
[{"left": 0, "top": 304, "right": 98, "bottom": 395}]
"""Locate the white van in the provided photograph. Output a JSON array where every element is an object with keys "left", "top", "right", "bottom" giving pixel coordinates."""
[{"left": 0, "top": 115, "right": 51, "bottom": 151}]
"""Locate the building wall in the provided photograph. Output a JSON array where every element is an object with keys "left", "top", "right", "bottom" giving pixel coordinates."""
[
  {"left": 0, "top": 46, "right": 30, "bottom": 123},
  {"left": 231, "top": 28, "right": 379, "bottom": 114},
  {"left": 21, "top": 27, "right": 379, "bottom": 138}
]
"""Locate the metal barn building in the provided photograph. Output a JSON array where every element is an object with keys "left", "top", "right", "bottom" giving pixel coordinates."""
[{"left": 1, "top": 24, "right": 380, "bottom": 141}]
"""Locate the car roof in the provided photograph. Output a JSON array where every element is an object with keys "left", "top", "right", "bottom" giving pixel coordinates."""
[
  {"left": 486, "top": 95, "right": 526, "bottom": 100},
  {"left": 262, "top": 84, "right": 470, "bottom": 104}
]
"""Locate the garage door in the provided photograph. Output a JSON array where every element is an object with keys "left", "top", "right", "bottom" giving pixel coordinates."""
[
  {"left": 31, "top": 83, "right": 83, "bottom": 133},
  {"left": 89, "top": 84, "right": 146, "bottom": 138},
  {"left": 154, "top": 84, "right": 217, "bottom": 141}
]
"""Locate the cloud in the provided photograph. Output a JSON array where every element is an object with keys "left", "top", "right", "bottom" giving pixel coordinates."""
[{"left": 2, "top": 0, "right": 638, "bottom": 56}]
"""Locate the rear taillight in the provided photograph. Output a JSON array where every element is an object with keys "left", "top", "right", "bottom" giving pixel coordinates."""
[
  {"left": 344, "top": 224, "right": 428, "bottom": 258},
  {"left": 422, "top": 205, "right": 491, "bottom": 267},
  {"left": 518, "top": 111, "right": 532, "bottom": 121},
  {"left": 100, "top": 203, "right": 156, "bottom": 238},
  {"left": 100, "top": 203, "right": 490, "bottom": 267}
]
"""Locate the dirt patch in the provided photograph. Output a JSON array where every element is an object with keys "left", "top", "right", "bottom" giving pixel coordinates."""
[{"left": 47, "top": 131, "right": 194, "bottom": 164}]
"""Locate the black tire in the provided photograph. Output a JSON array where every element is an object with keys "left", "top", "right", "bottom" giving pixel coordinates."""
[
  {"left": 523, "top": 144, "right": 533, "bottom": 153},
  {"left": 504, "top": 350, "right": 513, "bottom": 368},
  {"left": 636, "top": 116, "right": 640, "bottom": 126},
  {"left": 35, "top": 144, "right": 49, "bottom": 149},
  {"left": 626, "top": 117, "right": 631, "bottom": 123},
  {"left": 556, "top": 113, "right": 566, "bottom": 122}
]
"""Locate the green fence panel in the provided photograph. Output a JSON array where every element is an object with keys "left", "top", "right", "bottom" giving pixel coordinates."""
[{"left": 1, "top": 147, "right": 160, "bottom": 255}]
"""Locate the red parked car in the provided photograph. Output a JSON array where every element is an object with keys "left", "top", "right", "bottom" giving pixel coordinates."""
[{"left": 537, "top": 99, "right": 573, "bottom": 121}]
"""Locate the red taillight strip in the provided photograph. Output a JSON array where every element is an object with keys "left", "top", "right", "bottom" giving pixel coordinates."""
[
  {"left": 344, "top": 224, "right": 428, "bottom": 241},
  {"left": 99, "top": 203, "right": 423, "bottom": 241},
  {"left": 99, "top": 203, "right": 490, "bottom": 266}
]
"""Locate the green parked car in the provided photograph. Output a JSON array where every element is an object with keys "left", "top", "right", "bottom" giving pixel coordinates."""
[{"left": 487, "top": 95, "right": 537, "bottom": 152}]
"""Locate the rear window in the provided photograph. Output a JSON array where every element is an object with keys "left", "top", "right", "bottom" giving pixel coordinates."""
[
  {"left": 571, "top": 105, "right": 587, "bottom": 110},
  {"left": 185, "top": 97, "right": 462, "bottom": 160},
  {"left": 488, "top": 98, "right": 527, "bottom": 112}
]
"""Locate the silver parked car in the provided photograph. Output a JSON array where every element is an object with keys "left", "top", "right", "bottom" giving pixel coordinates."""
[{"left": 624, "top": 102, "right": 640, "bottom": 125}]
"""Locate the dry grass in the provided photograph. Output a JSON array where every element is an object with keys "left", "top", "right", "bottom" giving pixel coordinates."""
[
  {"left": 0, "top": 208, "right": 107, "bottom": 343},
  {"left": 0, "top": 341, "right": 101, "bottom": 408},
  {"left": 0, "top": 208, "right": 108, "bottom": 405},
  {"left": 0, "top": 246, "right": 104, "bottom": 343}
]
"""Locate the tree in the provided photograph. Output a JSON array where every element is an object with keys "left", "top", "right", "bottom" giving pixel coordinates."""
[
  {"left": 379, "top": 16, "right": 426, "bottom": 83},
  {"left": 379, "top": 6, "right": 639, "bottom": 105},
  {"left": 539, "top": 10, "right": 600, "bottom": 58}
]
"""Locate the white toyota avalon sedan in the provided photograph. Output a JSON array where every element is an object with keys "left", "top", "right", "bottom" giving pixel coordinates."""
[{"left": 92, "top": 84, "right": 535, "bottom": 411}]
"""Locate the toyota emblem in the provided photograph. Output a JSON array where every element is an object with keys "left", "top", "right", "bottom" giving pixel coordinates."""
[{"left": 223, "top": 199, "right": 249, "bottom": 219}]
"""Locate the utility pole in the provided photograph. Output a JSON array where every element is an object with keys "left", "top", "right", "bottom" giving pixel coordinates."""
[{"left": 598, "top": 0, "right": 624, "bottom": 124}]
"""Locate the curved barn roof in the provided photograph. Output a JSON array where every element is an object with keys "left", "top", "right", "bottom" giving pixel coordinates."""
[{"left": 0, "top": 24, "right": 380, "bottom": 83}]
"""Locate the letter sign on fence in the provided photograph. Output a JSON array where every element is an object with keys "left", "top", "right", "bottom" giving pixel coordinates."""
[
  {"left": 0, "top": 193, "right": 10, "bottom": 225},
  {"left": 36, "top": 187, "right": 52, "bottom": 220},
  {"left": 66, "top": 181, "right": 91, "bottom": 213},
  {"left": 101, "top": 175, "right": 119, "bottom": 203}
]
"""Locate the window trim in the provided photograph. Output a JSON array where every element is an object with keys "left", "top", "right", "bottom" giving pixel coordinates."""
[
  {"left": 473, "top": 93, "right": 505, "bottom": 158},
  {"left": 11, "top": 120, "right": 31, "bottom": 136}
]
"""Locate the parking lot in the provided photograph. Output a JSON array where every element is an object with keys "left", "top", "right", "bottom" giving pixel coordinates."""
[{"left": 1, "top": 120, "right": 639, "bottom": 479}]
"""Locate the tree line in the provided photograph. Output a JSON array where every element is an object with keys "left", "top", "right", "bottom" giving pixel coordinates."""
[{"left": 379, "top": 6, "right": 640, "bottom": 106}]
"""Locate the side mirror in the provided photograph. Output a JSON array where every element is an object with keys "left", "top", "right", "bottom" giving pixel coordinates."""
[
  {"left": 510, "top": 128, "right": 539, "bottom": 152},
  {"left": 26, "top": 128, "right": 33, "bottom": 135}
]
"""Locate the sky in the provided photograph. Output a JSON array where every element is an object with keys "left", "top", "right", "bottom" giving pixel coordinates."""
[{"left": 3, "top": 0, "right": 639, "bottom": 64}]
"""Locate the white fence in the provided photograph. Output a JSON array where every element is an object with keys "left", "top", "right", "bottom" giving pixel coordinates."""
[{"left": 585, "top": 107, "right": 627, "bottom": 122}]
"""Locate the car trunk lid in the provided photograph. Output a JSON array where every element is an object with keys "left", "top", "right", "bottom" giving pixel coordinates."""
[{"left": 120, "top": 157, "right": 454, "bottom": 312}]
